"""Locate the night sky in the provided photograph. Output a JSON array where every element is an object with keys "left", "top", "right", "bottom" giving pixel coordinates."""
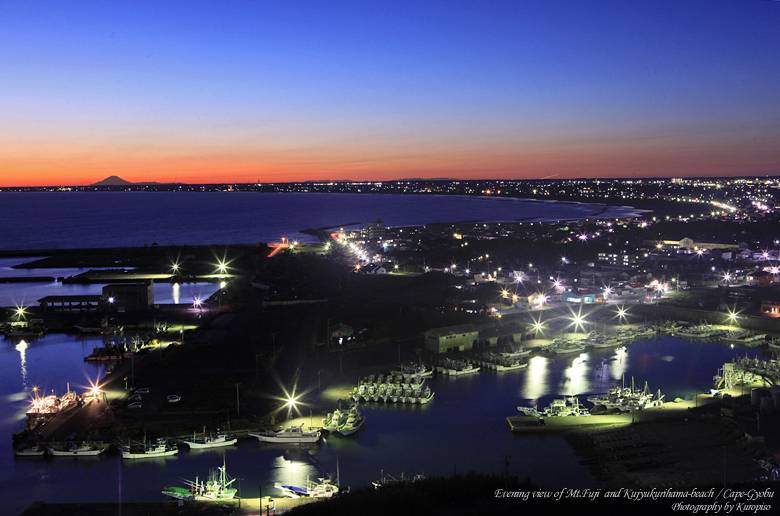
[{"left": 1, "top": 1, "right": 779, "bottom": 186}]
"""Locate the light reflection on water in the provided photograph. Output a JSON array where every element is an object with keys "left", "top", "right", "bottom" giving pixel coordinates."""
[
  {"left": 15, "top": 340, "right": 28, "bottom": 389},
  {"left": 520, "top": 356, "right": 550, "bottom": 402}
]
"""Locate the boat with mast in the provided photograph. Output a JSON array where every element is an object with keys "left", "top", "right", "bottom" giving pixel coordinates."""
[
  {"left": 183, "top": 429, "right": 237, "bottom": 449},
  {"left": 47, "top": 441, "right": 107, "bottom": 456},
  {"left": 249, "top": 424, "right": 321, "bottom": 444},
  {"left": 121, "top": 437, "right": 178, "bottom": 459},
  {"left": 337, "top": 406, "right": 365, "bottom": 436},
  {"left": 162, "top": 458, "right": 237, "bottom": 500}
]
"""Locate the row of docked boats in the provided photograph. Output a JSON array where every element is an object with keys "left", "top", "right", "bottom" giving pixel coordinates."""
[
  {"left": 586, "top": 378, "right": 665, "bottom": 412},
  {"left": 14, "top": 441, "right": 109, "bottom": 457},
  {"left": 713, "top": 356, "right": 780, "bottom": 389},
  {"left": 675, "top": 324, "right": 768, "bottom": 346},
  {"left": 15, "top": 431, "right": 239, "bottom": 458},
  {"left": 352, "top": 374, "right": 435, "bottom": 404},
  {"left": 516, "top": 397, "right": 592, "bottom": 418},
  {"left": 542, "top": 327, "right": 657, "bottom": 355},
  {"left": 515, "top": 378, "right": 665, "bottom": 420}
]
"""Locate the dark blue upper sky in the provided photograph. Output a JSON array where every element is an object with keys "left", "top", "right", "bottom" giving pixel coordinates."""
[{"left": 1, "top": 1, "right": 778, "bottom": 185}]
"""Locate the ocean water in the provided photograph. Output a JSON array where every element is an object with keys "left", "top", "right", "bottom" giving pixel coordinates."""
[{"left": 0, "top": 192, "right": 642, "bottom": 250}]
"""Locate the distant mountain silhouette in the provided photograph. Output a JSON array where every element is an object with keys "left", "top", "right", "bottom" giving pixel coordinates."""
[
  {"left": 90, "top": 175, "right": 135, "bottom": 186},
  {"left": 90, "top": 176, "right": 175, "bottom": 186}
]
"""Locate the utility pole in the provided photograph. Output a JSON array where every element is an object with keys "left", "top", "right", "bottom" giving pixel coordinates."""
[
  {"left": 236, "top": 383, "right": 240, "bottom": 418},
  {"left": 501, "top": 455, "right": 511, "bottom": 486}
]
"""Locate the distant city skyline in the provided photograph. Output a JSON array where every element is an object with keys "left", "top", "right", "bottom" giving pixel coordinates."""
[{"left": 2, "top": 1, "right": 779, "bottom": 187}]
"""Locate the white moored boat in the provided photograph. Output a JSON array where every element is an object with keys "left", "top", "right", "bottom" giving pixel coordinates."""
[
  {"left": 48, "top": 442, "right": 107, "bottom": 456},
  {"left": 13, "top": 444, "right": 46, "bottom": 457},
  {"left": 275, "top": 477, "right": 342, "bottom": 498},
  {"left": 322, "top": 409, "right": 347, "bottom": 433},
  {"left": 121, "top": 438, "right": 178, "bottom": 459},
  {"left": 183, "top": 431, "right": 237, "bottom": 449},
  {"left": 337, "top": 407, "right": 365, "bottom": 436},
  {"left": 249, "top": 425, "right": 321, "bottom": 444}
]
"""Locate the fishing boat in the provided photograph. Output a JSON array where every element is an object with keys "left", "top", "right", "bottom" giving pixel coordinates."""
[
  {"left": 248, "top": 425, "right": 321, "bottom": 444},
  {"left": 517, "top": 397, "right": 591, "bottom": 417},
  {"left": 322, "top": 409, "right": 347, "bottom": 433},
  {"left": 587, "top": 376, "right": 663, "bottom": 413},
  {"left": 3, "top": 320, "right": 47, "bottom": 338},
  {"left": 121, "top": 438, "right": 178, "bottom": 459},
  {"left": 393, "top": 362, "right": 433, "bottom": 378},
  {"left": 162, "top": 459, "right": 237, "bottom": 500},
  {"left": 550, "top": 341, "right": 586, "bottom": 354},
  {"left": 417, "top": 385, "right": 435, "bottom": 404},
  {"left": 501, "top": 345, "right": 532, "bottom": 358},
  {"left": 48, "top": 441, "right": 107, "bottom": 456},
  {"left": 13, "top": 444, "right": 46, "bottom": 457},
  {"left": 183, "top": 430, "right": 237, "bottom": 449},
  {"left": 275, "top": 477, "right": 342, "bottom": 498},
  {"left": 372, "top": 470, "right": 426, "bottom": 489},
  {"left": 337, "top": 407, "right": 365, "bottom": 436}
]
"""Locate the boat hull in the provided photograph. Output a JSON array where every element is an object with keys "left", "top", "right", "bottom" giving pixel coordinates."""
[
  {"left": 122, "top": 449, "right": 178, "bottom": 459},
  {"left": 185, "top": 436, "right": 237, "bottom": 449}
]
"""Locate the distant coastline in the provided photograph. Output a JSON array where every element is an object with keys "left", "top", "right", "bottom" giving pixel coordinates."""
[{"left": 0, "top": 191, "right": 647, "bottom": 252}]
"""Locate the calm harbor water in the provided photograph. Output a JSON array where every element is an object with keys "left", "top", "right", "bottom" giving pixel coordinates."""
[
  {"left": 0, "top": 192, "right": 643, "bottom": 251},
  {"left": 0, "top": 333, "right": 769, "bottom": 516}
]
